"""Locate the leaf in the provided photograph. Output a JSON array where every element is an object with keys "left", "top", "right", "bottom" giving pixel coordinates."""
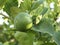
[
  {"left": 10, "top": 7, "right": 21, "bottom": 17},
  {"left": 3, "top": 42, "right": 9, "bottom": 45},
  {"left": 14, "top": 31, "right": 35, "bottom": 45},
  {"left": 56, "top": 22, "right": 60, "bottom": 31},
  {"left": 3, "top": 0, "right": 18, "bottom": 15},
  {"left": 53, "top": 31, "right": 60, "bottom": 45},
  {"left": 40, "top": 7, "right": 48, "bottom": 15},
  {"left": 20, "top": 0, "right": 32, "bottom": 12},
  {"left": 30, "top": 5, "right": 43, "bottom": 16},
  {"left": 31, "top": 0, "right": 44, "bottom": 10},
  {"left": 33, "top": 41, "right": 44, "bottom": 45},
  {"left": 0, "top": 0, "right": 7, "bottom": 9},
  {"left": 32, "top": 18, "right": 54, "bottom": 35}
]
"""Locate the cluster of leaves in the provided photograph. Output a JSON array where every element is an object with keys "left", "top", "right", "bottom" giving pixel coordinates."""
[{"left": 0, "top": 0, "right": 60, "bottom": 45}]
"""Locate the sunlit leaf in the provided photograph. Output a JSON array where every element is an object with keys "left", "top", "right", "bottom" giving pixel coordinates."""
[
  {"left": 31, "top": 0, "right": 44, "bottom": 10},
  {"left": 20, "top": 0, "right": 32, "bottom": 12},
  {"left": 40, "top": 7, "right": 48, "bottom": 15},
  {"left": 30, "top": 5, "right": 43, "bottom": 16},
  {"left": 3, "top": 42, "right": 9, "bottom": 45},
  {"left": 0, "top": 0, "right": 7, "bottom": 9}
]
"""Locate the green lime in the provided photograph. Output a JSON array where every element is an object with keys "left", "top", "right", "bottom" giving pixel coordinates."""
[{"left": 14, "top": 12, "right": 33, "bottom": 31}]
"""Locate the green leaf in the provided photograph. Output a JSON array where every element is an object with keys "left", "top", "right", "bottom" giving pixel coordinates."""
[
  {"left": 14, "top": 31, "right": 34, "bottom": 45},
  {"left": 3, "top": 0, "right": 18, "bottom": 15},
  {"left": 0, "top": 0, "right": 7, "bottom": 9},
  {"left": 3, "top": 42, "right": 9, "bottom": 45},
  {"left": 32, "top": 18, "right": 54, "bottom": 35},
  {"left": 33, "top": 41, "right": 44, "bottom": 45},
  {"left": 53, "top": 31, "right": 60, "bottom": 45},
  {"left": 20, "top": 0, "right": 32, "bottom": 12},
  {"left": 31, "top": 0, "right": 44, "bottom": 10},
  {"left": 30, "top": 5, "right": 43, "bottom": 16},
  {"left": 10, "top": 7, "right": 21, "bottom": 17},
  {"left": 56, "top": 23, "right": 60, "bottom": 31},
  {"left": 40, "top": 7, "right": 48, "bottom": 15}
]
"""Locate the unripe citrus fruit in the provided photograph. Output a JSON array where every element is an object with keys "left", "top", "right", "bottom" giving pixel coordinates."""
[{"left": 14, "top": 12, "right": 32, "bottom": 31}]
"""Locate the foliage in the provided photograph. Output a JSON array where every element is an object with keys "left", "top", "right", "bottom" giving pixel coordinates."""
[{"left": 0, "top": 0, "right": 60, "bottom": 45}]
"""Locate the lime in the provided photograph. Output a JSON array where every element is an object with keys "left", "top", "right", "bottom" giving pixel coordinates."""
[{"left": 14, "top": 12, "right": 32, "bottom": 31}]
